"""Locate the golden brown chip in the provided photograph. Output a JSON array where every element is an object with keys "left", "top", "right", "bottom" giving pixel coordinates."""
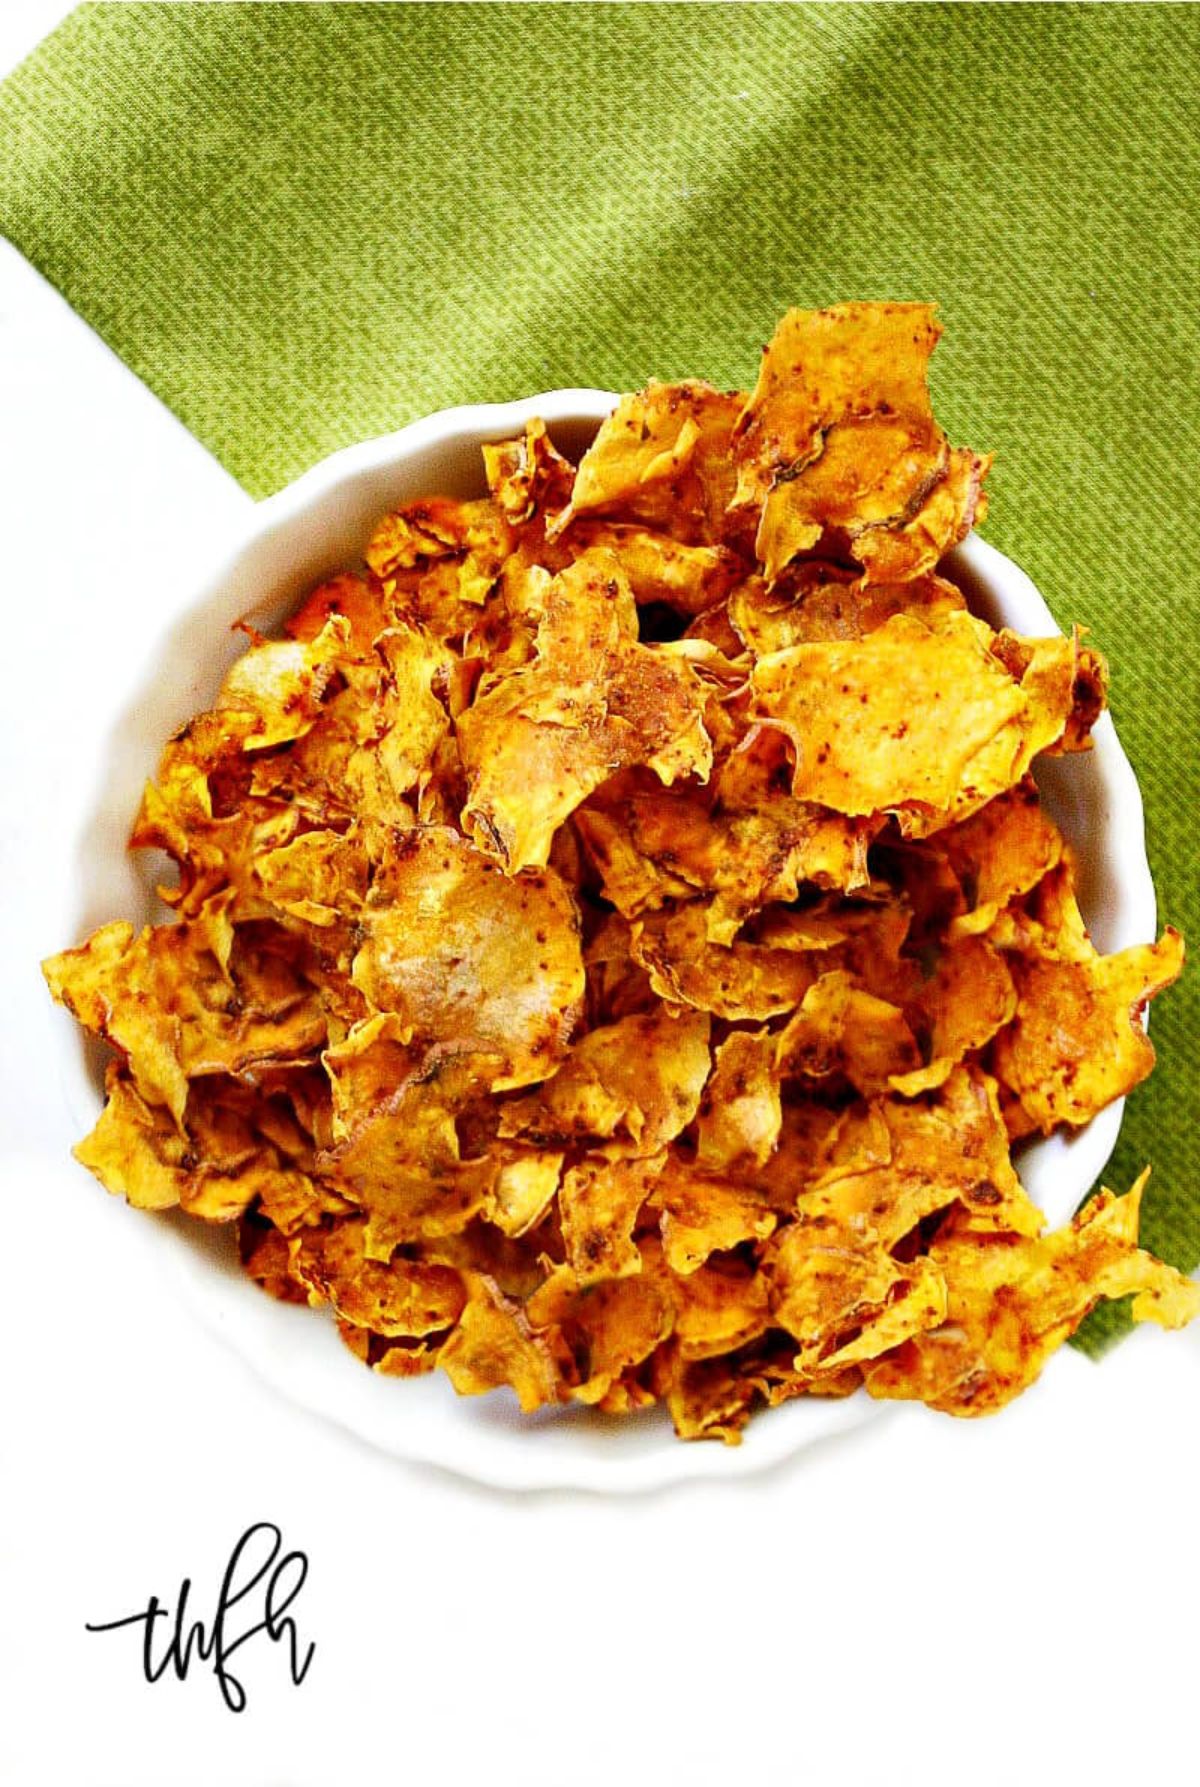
[
  {"left": 483, "top": 418, "right": 575, "bottom": 526},
  {"left": 775, "top": 971, "right": 921, "bottom": 1096},
  {"left": 991, "top": 924, "right": 1185, "bottom": 1133},
  {"left": 558, "top": 1152, "right": 666, "bottom": 1283},
  {"left": 693, "top": 1028, "right": 782, "bottom": 1170},
  {"left": 672, "top": 1257, "right": 771, "bottom": 1361},
  {"left": 729, "top": 566, "right": 967, "bottom": 655},
  {"left": 577, "top": 731, "right": 874, "bottom": 944},
  {"left": 457, "top": 549, "right": 712, "bottom": 872},
  {"left": 652, "top": 1156, "right": 777, "bottom": 1275},
  {"left": 630, "top": 903, "right": 815, "bottom": 1020},
  {"left": 73, "top": 1065, "right": 310, "bottom": 1224},
  {"left": 527, "top": 1254, "right": 674, "bottom": 1405},
  {"left": 438, "top": 1274, "right": 566, "bottom": 1412},
  {"left": 767, "top": 1219, "right": 947, "bottom": 1378},
  {"left": 366, "top": 494, "right": 513, "bottom": 583},
  {"left": 286, "top": 571, "right": 393, "bottom": 656},
  {"left": 557, "top": 381, "right": 743, "bottom": 545},
  {"left": 293, "top": 1217, "right": 466, "bottom": 1338},
  {"left": 216, "top": 616, "right": 351, "bottom": 751},
  {"left": 803, "top": 1067, "right": 1041, "bottom": 1245},
  {"left": 887, "top": 933, "right": 1017, "bottom": 1095},
  {"left": 497, "top": 1005, "right": 711, "bottom": 1156},
  {"left": 350, "top": 826, "right": 584, "bottom": 1090},
  {"left": 490, "top": 1143, "right": 564, "bottom": 1239},
  {"left": 318, "top": 1050, "right": 498, "bottom": 1258},
  {"left": 568, "top": 521, "right": 741, "bottom": 615},
  {"left": 864, "top": 1174, "right": 1200, "bottom": 1415},
  {"left": 937, "top": 780, "right": 1065, "bottom": 937},
  {"left": 662, "top": 1353, "right": 759, "bottom": 1444},
  {"left": 752, "top": 612, "right": 1078, "bottom": 830},
  {"left": 732, "top": 303, "right": 988, "bottom": 582},
  {"left": 43, "top": 897, "right": 326, "bottom": 1126}
]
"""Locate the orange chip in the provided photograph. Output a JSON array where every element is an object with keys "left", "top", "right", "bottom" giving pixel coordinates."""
[
  {"left": 458, "top": 550, "right": 712, "bottom": 872},
  {"left": 350, "top": 826, "right": 584, "bottom": 1090},
  {"left": 732, "top": 303, "right": 988, "bottom": 582},
  {"left": 694, "top": 1028, "right": 782, "bottom": 1170},
  {"left": 216, "top": 616, "right": 351, "bottom": 751},
  {"left": 672, "top": 1257, "right": 771, "bottom": 1361},
  {"left": 559, "top": 1152, "right": 666, "bottom": 1284},
  {"left": 652, "top": 1156, "right": 777, "bottom": 1275},
  {"left": 438, "top": 1274, "right": 566, "bottom": 1413},
  {"left": 752, "top": 612, "right": 1078, "bottom": 830},
  {"left": 864, "top": 1174, "right": 1200, "bottom": 1415},
  {"left": 293, "top": 1217, "right": 466, "bottom": 1338},
  {"left": 630, "top": 903, "right": 815, "bottom": 1020},
  {"left": 556, "top": 381, "right": 743, "bottom": 545},
  {"left": 498, "top": 1005, "right": 711, "bottom": 1156},
  {"left": 729, "top": 566, "right": 967, "bottom": 655},
  {"left": 527, "top": 1253, "right": 674, "bottom": 1405},
  {"left": 775, "top": 971, "right": 921, "bottom": 1096},
  {"left": 991, "top": 924, "right": 1185, "bottom": 1133},
  {"left": 578, "top": 732, "right": 873, "bottom": 944}
]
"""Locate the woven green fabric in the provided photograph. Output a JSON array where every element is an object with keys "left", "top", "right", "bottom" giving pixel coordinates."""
[{"left": 2, "top": 3, "right": 1196, "bottom": 1346}]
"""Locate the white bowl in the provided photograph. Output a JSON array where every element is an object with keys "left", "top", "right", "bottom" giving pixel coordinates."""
[{"left": 59, "top": 392, "right": 1157, "bottom": 1492}]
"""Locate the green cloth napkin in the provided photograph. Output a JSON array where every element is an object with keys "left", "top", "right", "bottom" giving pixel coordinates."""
[{"left": 2, "top": 2, "right": 1196, "bottom": 1348}]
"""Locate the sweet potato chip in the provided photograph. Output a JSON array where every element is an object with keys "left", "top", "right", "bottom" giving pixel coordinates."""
[
  {"left": 498, "top": 1006, "right": 710, "bottom": 1156},
  {"left": 527, "top": 1254, "right": 674, "bottom": 1405},
  {"left": 776, "top": 971, "right": 921, "bottom": 1096},
  {"left": 864, "top": 1175, "right": 1200, "bottom": 1415},
  {"left": 991, "top": 925, "right": 1185, "bottom": 1133},
  {"left": 293, "top": 1217, "right": 466, "bottom": 1338},
  {"left": 803, "top": 1067, "right": 1040, "bottom": 1246},
  {"left": 728, "top": 565, "right": 967, "bottom": 656},
  {"left": 458, "top": 550, "right": 712, "bottom": 872},
  {"left": 558, "top": 381, "right": 742, "bottom": 545},
  {"left": 351, "top": 826, "right": 583, "bottom": 1090},
  {"left": 578, "top": 732, "right": 873, "bottom": 944},
  {"left": 438, "top": 1274, "right": 566, "bottom": 1413},
  {"left": 652, "top": 1157, "right": 777, "bottom": 1275},
  {"left": 694, "top": 1028, "right": 782, "bottom": 1170},
  {"left": 752, "top": 612, "right": 1080, "bottom": 830},
  {"left": 631, "top": 903, "right": 815, "bottom": 1020},
  {"left": 732, "top": 303, "right": 988, "bottom": 582},
  {"left": 559, "top": 1152, "right": 666, "bottom": 1284}
]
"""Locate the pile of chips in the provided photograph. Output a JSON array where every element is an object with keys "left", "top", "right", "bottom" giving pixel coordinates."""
[{"left": 45, "top": 303, "right": 1197, "bottom": 1441}]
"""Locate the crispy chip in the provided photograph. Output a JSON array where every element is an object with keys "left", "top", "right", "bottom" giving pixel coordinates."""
[
  {"left": 752, "top": 612, "right": 1078, "bottom": 830},
  {"left": 732, "top": 303, "right": 988, "bottom": 582},
  {"left": 458, "top": 550, "right": 712, "bottom": 871},
  {"left": 350, "top": 826, "right": 584, "bottom": 1090},
  {"left": 652, "top": 1157, "right": 778, "bottom": 1275},
  {"left": 293, "top": 1216, "right": 466, "bottom": 1338},
  {"left": 630, "top": 904, "right": 815, "bottom": 1020},
  {"left": 559, "top": 1152, "right": 666, "bottom": 1283},
  {"left": 527, "top": 1253, "right": 674, "bottom": 1405},
  {"left": 864, "top": 1174, "right": 1200, "bottom": 1414},
  {"left": 992, "top": 924, "right": 1184, "bottom": 1133},
  {"left": 498, "top": 1005, "right": 711, "bottom": 1156},
  {"left": 557, "top": 381, "right": 742, "bottom": 545},
  {"left": 438, "top": 1274, "right": 566, "bottom": 1413}
]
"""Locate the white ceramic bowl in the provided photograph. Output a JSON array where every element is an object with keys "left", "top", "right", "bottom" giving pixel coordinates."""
[{"left": 59, "top": 392, "right": 1156, "bottom": 1492}]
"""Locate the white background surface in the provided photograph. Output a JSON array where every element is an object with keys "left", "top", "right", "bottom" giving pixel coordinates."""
[{"left": 2, "top": 4, "right": 1197, "bottom": 1783}]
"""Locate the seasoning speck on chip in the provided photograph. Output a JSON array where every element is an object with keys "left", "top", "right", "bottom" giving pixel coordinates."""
[{"left": 45, "top": 302, "right": 1196, "bottom": 1443}]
